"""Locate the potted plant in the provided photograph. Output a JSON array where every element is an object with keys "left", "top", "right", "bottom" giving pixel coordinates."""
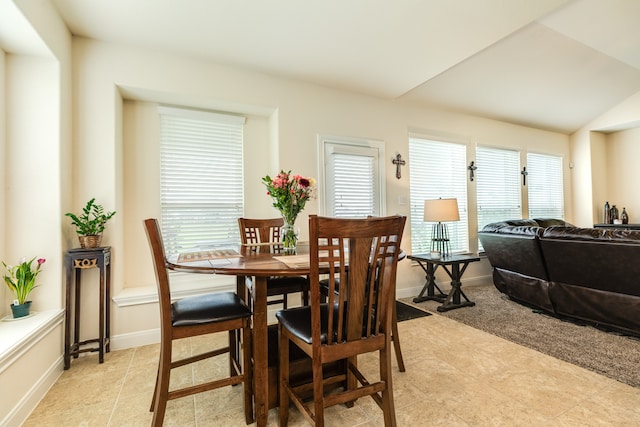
[
  {"left": 65, "top": 198, "right": 116, "bottom": 248},
  {"left": 3, "top": 256, "right": 46, "bottom": 318}
]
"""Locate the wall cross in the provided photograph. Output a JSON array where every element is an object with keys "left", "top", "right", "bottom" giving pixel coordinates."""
[
  {"left": 521, "top": 166, "right": 528, "bottom": 185},
  {"left": 392, "top": 154, "right": 406, "bottom": 179}
]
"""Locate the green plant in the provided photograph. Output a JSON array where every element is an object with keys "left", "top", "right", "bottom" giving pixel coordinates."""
[
  {"left": 3, "top": 257, "right": 46, "bottom": 305},
  {"left": 65, "top": 198, "right": 116, "bottom": 236}
]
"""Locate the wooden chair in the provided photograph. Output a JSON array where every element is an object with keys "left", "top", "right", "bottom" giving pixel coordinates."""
[
  {"left": 143, "top": 218, "right": 253, "bottom": 426},
  {"left": 238, "top": 217, "right": 309, "bottom": 309},
  {"left": 277, "top": 215, "right": 406, "bottom": 426}
]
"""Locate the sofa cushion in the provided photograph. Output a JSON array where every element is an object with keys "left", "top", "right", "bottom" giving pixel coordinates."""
[{"left": 533, "top": 218, "right": 574, "bottom": 227}]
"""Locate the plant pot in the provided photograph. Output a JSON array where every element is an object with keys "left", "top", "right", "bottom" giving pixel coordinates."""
[
  {"left": 79, "top": 234, "right": 102, "bottom": 248},
  {"left": 11, "top": 301, "right": 32, "bottom": 318}
]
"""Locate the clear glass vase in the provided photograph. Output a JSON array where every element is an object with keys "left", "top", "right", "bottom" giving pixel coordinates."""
[{"left": 280, "top": 220, "right": 300, "bottom": 254}]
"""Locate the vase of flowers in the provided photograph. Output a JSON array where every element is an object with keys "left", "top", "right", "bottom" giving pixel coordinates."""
[
  {"left": 3, "top": 256, "right": 46, "bottom": 318},
  {"left": 262, "top": 170, "right": 315, "bottom": 253}
]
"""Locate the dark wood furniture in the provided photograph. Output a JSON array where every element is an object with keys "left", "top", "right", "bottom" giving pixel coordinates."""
[
  {"left": 277, "top": 215, "right": 406, "bottom": 426},
  {"left": 410, "top": 253, "right": 480, "bottom": 312},
  {"left": 64, "top": 246, "right": 111, "bottom": 369},
  {"left": 172, "top": 243, "right": 315, "bottom": 426},
  {"left": 594, "top": 223, "right": 640, "bottom": 230},
  {"left": 238, "top": 217, "right": 309, "bottom": 308},
  {"left": 143, "top": 219, "right": 253, "bottom": 426}
]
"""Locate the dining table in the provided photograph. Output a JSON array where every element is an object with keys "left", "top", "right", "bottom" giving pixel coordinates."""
[{"left": 170, "top": 242, "right": 312, "bottom": 427}]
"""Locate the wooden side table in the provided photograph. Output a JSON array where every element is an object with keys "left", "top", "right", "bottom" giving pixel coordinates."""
[
  {"left": 409, "top": 253, "right": 480, "bottom": 312},
  {"left": 64, "top": 246, "right": 111, "bottom": 369}
]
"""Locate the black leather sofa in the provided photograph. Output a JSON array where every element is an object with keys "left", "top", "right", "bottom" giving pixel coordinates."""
[{"left": 479, "top": 218, "right": 640, "bottom": 336}]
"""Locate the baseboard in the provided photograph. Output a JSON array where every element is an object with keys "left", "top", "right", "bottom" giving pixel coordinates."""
[
  {"left": 1, "top": 354, "right": 64, "bottom": 427},
  {"left": 110, "top": 328, "right": 160, "bottom": 351}
]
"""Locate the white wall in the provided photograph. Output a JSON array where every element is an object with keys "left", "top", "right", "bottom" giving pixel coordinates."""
[
  {"left": 0, "top": 0, "right": 72, "bottom": 424},
  {"left": 570, "top": 90, "right": 640, "bottom": 225},
  {"left": 605, "top": 127, "right": 640, "bottom": 222},
  {"left": 69, "top": 37, "right": 573, "bottom": 347}
]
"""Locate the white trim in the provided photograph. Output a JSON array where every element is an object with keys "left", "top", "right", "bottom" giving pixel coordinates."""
[
  {"left": 317, "top": 134, "right": 386, "bottom": 216},
  {"left": 1, "top": 355, "right": 63, "bottom": 427},
  {"left": 0, "top": 309, "right": 63, "bottom": 370}
]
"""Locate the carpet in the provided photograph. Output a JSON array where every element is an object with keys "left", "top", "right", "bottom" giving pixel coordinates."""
[
  {"left": 404, "top": 284, "right": 640, "bottom": 389},
  {"left": 395, "top": 300, "right": 431, "bottom": 322}
]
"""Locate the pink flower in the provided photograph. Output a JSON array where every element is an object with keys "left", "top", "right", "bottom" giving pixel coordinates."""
[{"left": 37, "top": 258, "right": 46, "bottom": 265}]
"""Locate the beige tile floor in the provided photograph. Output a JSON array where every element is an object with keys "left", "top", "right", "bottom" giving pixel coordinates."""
[{"left": 24, "top": 313, "right": 640, "bottom": 426}]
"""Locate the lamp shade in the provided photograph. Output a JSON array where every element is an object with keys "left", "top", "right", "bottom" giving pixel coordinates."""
[{"left": 423, "top": 198, "right": 460, "bottom": 222}]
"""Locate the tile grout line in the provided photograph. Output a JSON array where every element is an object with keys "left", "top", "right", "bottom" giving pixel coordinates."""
[{"left": 106, "top": 347, "right": 137, "bottom": 426}]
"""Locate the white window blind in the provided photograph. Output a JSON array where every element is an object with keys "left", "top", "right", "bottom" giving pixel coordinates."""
[
  {"left": 476, "top": 146, "right": 521, "bottom": 244},
  {"left": 527, "top": 152, "right": 564, "bottom": 219},
  {"left": 409, "top": 137, "right": 469, "bottom": 254},
  {"left": 159, "top": 106, "right": 245, "bottom": 257},
  {"left": 322, "top": 139, "right": 383, "bottom": 218}
]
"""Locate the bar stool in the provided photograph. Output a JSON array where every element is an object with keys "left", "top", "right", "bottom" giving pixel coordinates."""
[{"left": 64, "top": 246, "right": 111, "bottom": 369}]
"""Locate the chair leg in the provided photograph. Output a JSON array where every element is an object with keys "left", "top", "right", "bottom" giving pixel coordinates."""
[
  {"left": 312, "top": 355, "right": 325, "bottom": 426},
  {"left": 380, "top": 345, "right": 397, "bottom": 427},
  {"left": 391, "top": 303, "right": 406, "bottom": 372},
  {"left": 278, "top": 326, "right": 290, "bottom": 426},
  {"left": 151, "top": 336, "right": 172, "bottom": 426},
  {"left": 243, "top": 319, "right": 254, "bottom": 424}
]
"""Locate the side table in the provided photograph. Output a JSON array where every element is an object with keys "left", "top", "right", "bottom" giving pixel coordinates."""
[
  {"left": 409, "top": 253, "right": 480, "bottom": 312},
  {"left": 64, "top": 246, "right": 111, "bottom": 369}
]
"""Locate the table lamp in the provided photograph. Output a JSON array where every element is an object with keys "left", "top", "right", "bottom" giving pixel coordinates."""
[{"left": 423, "top": 198, "right": 460, "bottom": 258}]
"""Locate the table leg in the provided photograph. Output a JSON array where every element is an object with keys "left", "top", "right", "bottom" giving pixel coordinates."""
[
  {"left": 413, "top": 261, "right": 447, "bottom": 303},
  {"left": 437, "top": 262, "right": 475, "bottom": 312},
  {"left": 64, "top": 258, "right": 72, "bottom": 370},
  {"left": 252, "top": 275, "right": 269, "bottom": 427},
  {"left": 99, "top": 260, "right": 105, "bottom": 363}
]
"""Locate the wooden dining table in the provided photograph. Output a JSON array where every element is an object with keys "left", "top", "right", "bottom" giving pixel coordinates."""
[{"left": 170, "top": 243, "right": 312, "bottom": 427}]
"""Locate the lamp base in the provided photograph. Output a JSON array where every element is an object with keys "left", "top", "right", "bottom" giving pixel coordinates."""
[{"left": 431, "top": 222, "right": 451, "bottom": 257}]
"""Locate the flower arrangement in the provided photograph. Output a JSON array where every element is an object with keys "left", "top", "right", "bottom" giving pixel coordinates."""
[
  {"left": 262, "top": 170, "right": 316, "bottom": 250},
  {"left": 262, "top": 170, "right": 316, "bottom": 225},
  {"left": 3, "top": 256, "right": 46, "bottom": 305}
]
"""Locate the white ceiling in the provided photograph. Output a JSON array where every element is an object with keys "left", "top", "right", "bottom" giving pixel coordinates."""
[{"left": 46, "top": 0, "right": 640, "bottom": 134}]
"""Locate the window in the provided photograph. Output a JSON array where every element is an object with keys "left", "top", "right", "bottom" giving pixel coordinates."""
[
  {"left": 527, "top": 152, "right": 564, "bottom": 219},
  {"left": 476, "top": 146, "right": 521, "bottom": 245},
  {"left": 319, "top": 136, "right": 385, "bottom": 218},
  {"left": 158, "top": 106, "right": 245, "bottom": 257},
  {"left": 409, "top": 137, "right": 469, "bottom": 254}
]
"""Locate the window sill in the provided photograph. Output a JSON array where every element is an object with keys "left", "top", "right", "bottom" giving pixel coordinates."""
[{"left": 0, "top": 308, "right": 64, "bottom": 369}]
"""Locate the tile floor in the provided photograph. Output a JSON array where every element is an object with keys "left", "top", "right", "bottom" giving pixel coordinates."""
[{"left": 24, "top": 312, "right": 640, "bottom": 426}]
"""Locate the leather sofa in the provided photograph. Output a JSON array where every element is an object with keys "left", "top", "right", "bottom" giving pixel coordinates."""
[{"left": 479, "top": 219, "right": 640, "bottom": 336}]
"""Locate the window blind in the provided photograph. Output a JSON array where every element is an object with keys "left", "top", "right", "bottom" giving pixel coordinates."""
[
  {"left": 409, "top": 137, "right": 469, "bottom": 254},
  {"left": 476, "top": 146, "right": 521, "bottom": 249},
  {"left": 527, "top": 152, "right": 564, "bottom": 219},
  {"left": 158, "top": 106, "right": 245, "bottom": 257},
  {"left": 323, "top": 141, "right": 381, "bottom": 218}
]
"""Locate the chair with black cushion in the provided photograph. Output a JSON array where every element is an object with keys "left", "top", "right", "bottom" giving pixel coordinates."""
[
  {"left": 143, "top": 218, "right": 253, "bottom": 426},
  {"left": 277, "top": 215, "right": 406, "bottom": 426},
  {"left": 238, "top": 217, "right": 309, "bottom": 309}
]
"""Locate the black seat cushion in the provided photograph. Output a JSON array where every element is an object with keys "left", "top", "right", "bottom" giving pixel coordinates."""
[
  {"left": 276, "top": 304, "right": 338, "bottom": 345},
  {"left": 276, "top": 302, "right": 379, "bottom": 345},
  {"left": 266, "top": 276, "right": 308, "bottom": 295},
  {"left": 172, "top": 292, "right": 251, "bottom": 327}
]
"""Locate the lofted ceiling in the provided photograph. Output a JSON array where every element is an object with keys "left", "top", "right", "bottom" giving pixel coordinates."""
[{"left": 45, "top": 0, "right": 640, "bottom": 134}]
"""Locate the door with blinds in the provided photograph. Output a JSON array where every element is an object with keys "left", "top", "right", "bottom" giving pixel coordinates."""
[{"left": 322, "top": 139, "right": 384, "bottom": 218}]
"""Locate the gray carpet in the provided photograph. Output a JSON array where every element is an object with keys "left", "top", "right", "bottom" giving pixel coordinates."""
[{"left": 403, "top": 284, "right": 640, "bottom": 389}]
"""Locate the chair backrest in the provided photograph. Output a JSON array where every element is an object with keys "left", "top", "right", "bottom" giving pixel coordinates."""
[
  {"left": 143, "top": 218, "right": 173, "bottom": 332},
  {"left": 309, "top": 215, "right": 406, "bottom": 346},
  {"left": 238, "top": 217, "right": 284, "bottom": 245}
]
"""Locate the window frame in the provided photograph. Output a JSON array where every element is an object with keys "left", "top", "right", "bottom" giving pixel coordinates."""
[{"left": 317, "top": 134, "right": 386, "bottom": 218}]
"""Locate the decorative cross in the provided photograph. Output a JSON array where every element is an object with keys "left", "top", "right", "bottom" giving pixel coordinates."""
[
  {"left": 392, "top": 153, "right": 406, "bottom": 179},
  {"left": 467, "top": 161, "right": 477, "bottom": 181},
  {"left": 521, "top": 166, "right": 528, "bottom": 186}
]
